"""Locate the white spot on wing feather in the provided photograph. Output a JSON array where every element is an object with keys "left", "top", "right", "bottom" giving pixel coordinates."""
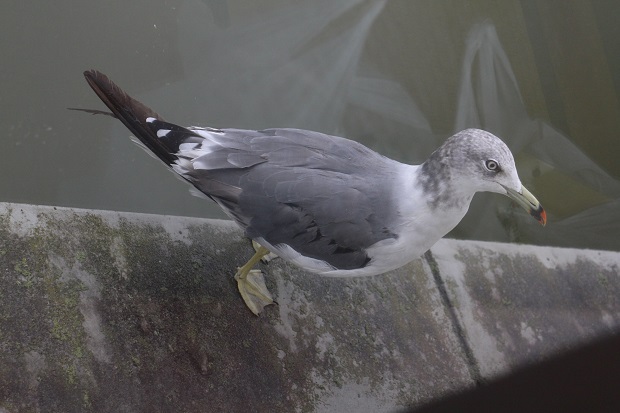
[{"left": 156, "top": 129, "right": 171, "bottom": 138}]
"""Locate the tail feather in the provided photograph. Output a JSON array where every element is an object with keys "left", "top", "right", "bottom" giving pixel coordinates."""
[
  {"left": 82, "top": 70, "right": 241, "bottom": 206},
  {"left": 144, "top": 118, "right": 206, "bottom": 155},
  {"left": 83, "top": 70, "right": 177, "bottom": 165}
]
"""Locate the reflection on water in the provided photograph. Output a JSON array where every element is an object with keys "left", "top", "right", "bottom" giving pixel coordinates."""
[
  {"left": 1, "top": 0, "right": 619, "bottom": 251},
  {"left": 170, "top": 1, "right": 620, "bottom": 250},
  {"left": 451, "top": 22, "right": 620, "bottom": 250},
  {"left": 175, "top": 0, "right": 388, "bottom": 132}
]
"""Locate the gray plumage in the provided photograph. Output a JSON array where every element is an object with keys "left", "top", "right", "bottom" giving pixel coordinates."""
[
  {"left": 163, "top": 125, "right": 400, "bottom": 271},
  {"left": 82, "top": 70, "right": 545, "bottom": 280}
]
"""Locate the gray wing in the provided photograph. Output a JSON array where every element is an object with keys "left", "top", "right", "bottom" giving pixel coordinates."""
[
  {"left": 154, "top": 124, "right": 400, "bottom": 270},
  {"left": 80, "top": 70, "right": 398, "bottom": 269}
]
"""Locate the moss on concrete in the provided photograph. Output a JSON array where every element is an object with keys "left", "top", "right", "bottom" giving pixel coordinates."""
[
  {"left": 2, "top": 204, "right": 619, "bottom": 412},
  {"left": 431, "top": 239, "right": 620, "bottom": 379},
  {"left": 0, "top": 206, "right": 391, "bottom": 411},
  {"left": 0, "top": 204, "right": 474, "bottom": 412}
]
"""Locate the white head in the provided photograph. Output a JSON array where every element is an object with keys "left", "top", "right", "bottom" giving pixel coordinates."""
[{"left": 419, "top": 129, "right": 546, "bottom": 225}]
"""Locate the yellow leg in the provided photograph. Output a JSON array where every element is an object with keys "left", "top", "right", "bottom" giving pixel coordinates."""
[
  {"left": 234, "top": 245, "right": 274, "bottom": 315},
  {"left": 252, "top": 240, "right": 279, "bottom": 263}
]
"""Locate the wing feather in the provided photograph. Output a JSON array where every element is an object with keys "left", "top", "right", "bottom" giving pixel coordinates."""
[
  {"left": 175, "top": 128, "right": 400, "bottom": 270},
  {"left": 81, "top": 71, "right": 399, "bottom": 271}
]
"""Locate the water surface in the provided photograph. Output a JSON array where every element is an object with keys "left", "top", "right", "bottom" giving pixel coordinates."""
[{"left": 1, "top": 0, "right": 619, "bottom": 251}]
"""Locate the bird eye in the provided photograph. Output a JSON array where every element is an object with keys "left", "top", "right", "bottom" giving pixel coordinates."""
[{"left": 485, "top": 159, "right": 499, "bottom": 171}]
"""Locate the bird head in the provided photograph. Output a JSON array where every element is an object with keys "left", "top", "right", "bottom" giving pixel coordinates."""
[{"left": 433, "top": 129, "right": 546, "bottom": 226}]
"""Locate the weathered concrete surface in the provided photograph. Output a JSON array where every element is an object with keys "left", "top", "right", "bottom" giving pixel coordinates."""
[
  {"left": 0, "top": 203, "right": 469, "bottom": 413},
  {"left": 430, "top": 239, "right": 620, "bottom": 380},
  {"left": 0, "top": 202, "right": 618, "bottom": 413}
]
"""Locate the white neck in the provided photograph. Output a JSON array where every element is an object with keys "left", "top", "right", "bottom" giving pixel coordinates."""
[{"left": 358, "top": 164, "right": 474, "bottom": 276}]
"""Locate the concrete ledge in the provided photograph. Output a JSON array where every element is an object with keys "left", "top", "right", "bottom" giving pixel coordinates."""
[
  {"left": 431, "top": 239, "right": 620, "bottom": 381},
  {"left": 0, "top": 203, "right": 618, "bottom": 412}
]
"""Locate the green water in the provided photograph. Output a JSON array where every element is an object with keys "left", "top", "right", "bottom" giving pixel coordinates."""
[{"left": 1, "top": 0, "right": 618, "bottom": 251}]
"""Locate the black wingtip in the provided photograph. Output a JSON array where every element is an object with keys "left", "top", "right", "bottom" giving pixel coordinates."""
[{"left": 81, "top": 69, "right": 176, "bottom": 165}]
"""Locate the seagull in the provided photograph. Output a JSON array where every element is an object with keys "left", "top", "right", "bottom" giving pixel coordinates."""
[{"left": 79, "top": 70, "right": 546, "bottom": 315}]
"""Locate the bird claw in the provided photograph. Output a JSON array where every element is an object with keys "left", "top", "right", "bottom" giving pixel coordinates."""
[{"left": 235, "top": 269, "right": 274, "bottom": 316}]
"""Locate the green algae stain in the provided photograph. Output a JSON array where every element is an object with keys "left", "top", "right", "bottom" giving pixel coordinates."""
[{"left": 0, "top": 208, "right": 110, "bottom": 409}]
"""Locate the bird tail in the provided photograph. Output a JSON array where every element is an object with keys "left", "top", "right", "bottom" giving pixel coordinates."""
[{"left": 82, "top": 70, "right": 178, "bottom": 166}]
